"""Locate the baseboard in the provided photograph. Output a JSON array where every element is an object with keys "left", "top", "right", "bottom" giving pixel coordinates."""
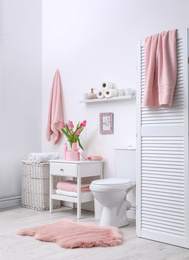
[
  {"left": 0, "top": 196, "right": 21, "bottom": 209},
  {"left": 127, "top": 206, "right": 136, "bottom": 220}
]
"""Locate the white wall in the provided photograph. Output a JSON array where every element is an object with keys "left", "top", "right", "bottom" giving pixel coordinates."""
[
  {"left": 0, "top": 0, "right": 42, "bottom": 208},
  {"left": 42, "top": 0, "right": 189, "bottom": 163},
  {"left": 42, "top": 0, "right": 189, "bottom": 216},
  {"left": 42, "top": 0, "right": 137, "bottom": 175}
]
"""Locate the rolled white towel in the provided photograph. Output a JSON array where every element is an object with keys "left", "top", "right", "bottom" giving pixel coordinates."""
[
  {"left": 104, "top": 89, "right": 118, "bottom": 98},
  {"left": 97, "top": 89, "right": 105, "bottom": 99},
  {"left": 101, "top": 81, "right": 114, "bottom": 90},
  {"left": 28, "top": 152, "right": 60, "bottom": 163}
]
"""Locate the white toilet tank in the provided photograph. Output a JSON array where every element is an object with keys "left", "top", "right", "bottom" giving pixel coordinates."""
[{"left": 114, "top": 147, "right": 136, "bottom": 182}]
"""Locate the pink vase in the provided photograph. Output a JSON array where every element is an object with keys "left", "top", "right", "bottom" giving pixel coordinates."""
[
  {"left": 66, "top": 151, "right": 80, "bottom": 161},
  {"left": 72, "top": 142, "right": 77, "bottom": 152}
]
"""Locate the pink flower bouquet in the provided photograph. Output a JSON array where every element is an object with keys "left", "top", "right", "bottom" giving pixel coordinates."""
[{"left": 61, "top": 120, "right": 87, "bottom": 150}]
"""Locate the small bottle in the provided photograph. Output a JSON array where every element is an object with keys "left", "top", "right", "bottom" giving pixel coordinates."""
[
  {"left": 63, "top": 143, "right": 68, "bottom": 160},
  {"left": 87, "top": 88, "right": 97, "bottom": 99}
]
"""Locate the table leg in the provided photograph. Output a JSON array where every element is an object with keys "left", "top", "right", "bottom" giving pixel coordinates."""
[
  {"left": 77, "top": 176, "right": 81, "bottom": 218},
  {"left": 50, "top": 175, "right": 53, "bottom": 213}
]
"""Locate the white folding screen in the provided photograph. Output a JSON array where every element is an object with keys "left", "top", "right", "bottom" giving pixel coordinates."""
[{"left": 136, "top": 29, "right": 189, "bottom": 248}]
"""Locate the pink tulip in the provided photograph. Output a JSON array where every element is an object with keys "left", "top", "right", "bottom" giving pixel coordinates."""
[
  {"left": 62, "top": 121, "right": 66, "bottom": 128},
  {"left": 82, "top": 120, "right": 87, "bottom": 127},
  {"left": 80, "top": 122, "right": 84, "bottom": 127},
  {"left": 68, "top": 120, "right": 74, "bottom": 129},
  {"left": 76, "top": 129, "right": 81, "bottom": 135}
]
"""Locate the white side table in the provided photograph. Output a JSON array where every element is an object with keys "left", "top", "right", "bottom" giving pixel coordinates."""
[{"left": 49, "top": 159, "right": 103, "bottom": 218}]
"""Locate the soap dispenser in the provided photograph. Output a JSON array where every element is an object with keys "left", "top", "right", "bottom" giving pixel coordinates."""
[{"left": 87, "top": 88, "right": 97, "bottom": 99}]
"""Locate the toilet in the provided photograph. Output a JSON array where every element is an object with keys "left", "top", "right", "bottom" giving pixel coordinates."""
[{"left": 90, "top": 148, "right": 136, "bottom": 227}]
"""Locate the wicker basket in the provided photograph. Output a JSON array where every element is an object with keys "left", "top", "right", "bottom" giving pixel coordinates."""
[{"left": 21, "top": 161, "right": 61, "bottom": 211}]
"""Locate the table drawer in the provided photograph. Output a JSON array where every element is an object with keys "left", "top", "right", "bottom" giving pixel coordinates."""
[{"left": 50, "top": 163, "right": 77, "bottom": 177}]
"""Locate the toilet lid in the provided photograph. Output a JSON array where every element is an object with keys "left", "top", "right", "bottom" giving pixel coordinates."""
[{"left": 90, "top": 178, "right": 132, "bottom": 190}]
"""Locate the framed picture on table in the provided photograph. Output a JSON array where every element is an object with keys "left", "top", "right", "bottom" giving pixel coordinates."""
[{"left": 100, "top": 113, "right": 114, "bottom": 134}]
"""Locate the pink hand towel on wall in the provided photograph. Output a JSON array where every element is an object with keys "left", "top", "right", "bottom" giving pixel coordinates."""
[
  {"left": 57, "top": 181, "right": 90, "bottom": 192},
  {"left": 142, "top": 29, "right": 177, "bottom": 107},
  {"left": 46, "top": 69, "right": 64, "bottom": 144}
]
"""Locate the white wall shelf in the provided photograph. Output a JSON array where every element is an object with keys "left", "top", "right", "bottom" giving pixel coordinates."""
[{"left": 79, "top": 95, "right": 135, "bottom": 103}]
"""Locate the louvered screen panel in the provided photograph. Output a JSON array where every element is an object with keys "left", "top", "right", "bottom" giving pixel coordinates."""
[
  {"left": 137, "top": 29, "right": 189, "bottom": 248},
  {"left": 141, "top": 136, "right": 185, "bottom": 237},
  {"left": 141, "top": 38, "right": 184, "bottom": 125}
]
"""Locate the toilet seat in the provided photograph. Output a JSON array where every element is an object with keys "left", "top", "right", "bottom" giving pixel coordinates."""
[{"left": 90, "top": 178, "right": 132, "bottom": 191}]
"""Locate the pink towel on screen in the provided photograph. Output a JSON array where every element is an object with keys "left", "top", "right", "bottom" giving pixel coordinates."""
[
  {"left": 57, "top": 181, "right": 90, "bottom": 192},
  {"left": 142, "top": 29, "right": 177, "bottom": 107},
  {"left": 46, "top": 69, "right": 64, "bottom": 144}
]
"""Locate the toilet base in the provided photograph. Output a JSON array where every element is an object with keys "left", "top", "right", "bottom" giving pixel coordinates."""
[
  {"left": 100, "top": 207, "right": 119, "bottom": 227},
  {"left": 117, "top": 200, "right": 131, "bottom": 227},
  {"left": 100, "top": 199, "right": 131, "bottom": 228}
]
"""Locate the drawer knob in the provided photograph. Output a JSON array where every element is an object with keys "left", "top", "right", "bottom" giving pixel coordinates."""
[{"left": 60, "top": 169, "right": 64, "bottom": 172}]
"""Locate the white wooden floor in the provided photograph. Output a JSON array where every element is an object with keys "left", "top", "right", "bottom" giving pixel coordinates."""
[{"left": 0, "top": 206, "right": 189, "bottom": 260}]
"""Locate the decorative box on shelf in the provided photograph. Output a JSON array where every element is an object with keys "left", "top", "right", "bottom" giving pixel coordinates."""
[{"left": 21, "top": 161, "right": 62, "bottom": 211}]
